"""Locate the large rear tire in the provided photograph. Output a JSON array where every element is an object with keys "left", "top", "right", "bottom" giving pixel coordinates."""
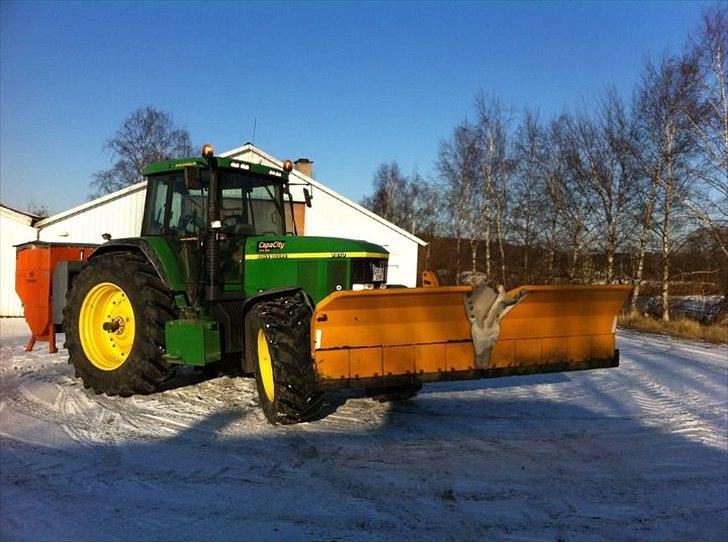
[
  {"left": 245, "top": 292, "right": 323, "bottom": 424},
  {"left": 64, "top": 252, "right": 177, "bottom": 396}
]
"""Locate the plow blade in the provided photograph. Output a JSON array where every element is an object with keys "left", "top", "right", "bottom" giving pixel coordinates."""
[{"left": 311, "top": 284, "right": 631, "bottom": 389}]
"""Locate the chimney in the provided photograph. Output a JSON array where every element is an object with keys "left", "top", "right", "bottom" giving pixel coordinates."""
[{"left": 293, "top": 158, "right": 313, "bottom": 178}]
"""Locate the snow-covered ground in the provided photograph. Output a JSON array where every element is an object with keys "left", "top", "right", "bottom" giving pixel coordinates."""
[{"left": 1, "top": 318, "right": 726, "bottom": 541}]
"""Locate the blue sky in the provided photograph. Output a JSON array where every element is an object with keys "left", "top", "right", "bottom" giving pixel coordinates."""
[{"left": 0, "top": 0, "right": 712, "bottom": 213}]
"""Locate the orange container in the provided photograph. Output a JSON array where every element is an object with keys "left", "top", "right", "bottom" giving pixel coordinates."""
[{"left": 15, "top": 242, "right": 96, "bottom": 353}]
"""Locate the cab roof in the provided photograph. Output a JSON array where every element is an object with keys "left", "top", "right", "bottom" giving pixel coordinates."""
[{"left": 143, "top": 157, "right": 288, "bottom": 181}]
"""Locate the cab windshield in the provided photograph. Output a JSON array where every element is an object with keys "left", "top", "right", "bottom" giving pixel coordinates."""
[{"left": 142, "top": 170, "right": 286, "bottom": 237}]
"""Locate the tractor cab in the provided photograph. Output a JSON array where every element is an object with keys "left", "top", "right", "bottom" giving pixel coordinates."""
[
  {"left": 141, "top": 158, "right": 290, "bottom": 239},
  {"left": 138, "top": 147, "right": 389, "bottom": 305},
  {"left": 140, "top": 150, "right": 305, "bottom": 301}
]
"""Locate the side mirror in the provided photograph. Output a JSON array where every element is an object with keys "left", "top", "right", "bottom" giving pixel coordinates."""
[
  {"left": 303, "top": 187, "right": 313, "bottom": 208},
  {"left": 184, "top": 166, "right": 201, "bottom": 190}
]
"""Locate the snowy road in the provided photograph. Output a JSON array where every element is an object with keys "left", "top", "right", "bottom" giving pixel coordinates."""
[{"left": 1, "top": 318, "right": 726, "bottom": 541}]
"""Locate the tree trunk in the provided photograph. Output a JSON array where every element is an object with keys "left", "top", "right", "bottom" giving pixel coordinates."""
[
  {"left": 631, "top": 247, "right": 646, "bottom": 315},
  {"left": 496, "top": 216, "right": 506, "bottom": 286},
  {"left": 661, "top": 242, "right": 670, "bottom": 321},
  {"left": 606, "top": 220, "right": 617, "bottom": 284},
  {"left": 546, "top": 215, "right": 559, "bottom": 282},
  {"left": 606, "top": 249, "right": 615, "bottom": 284},
  {"left": 661, "top": 153, "right": 674, "bottom": 322},
  {"left": 470, "top": 239, "right": 478, "bottom": 275},
  {"left": 661, "top": 211, "right": 671, "bottom": 322},
  {"left": 455, "top": 236, "right": 462, "bottom": 285},
  {"left": 484, "top": 216, "right": 492, "bottom": 282},
  {"left": 568, "top": 235, "right": 581, "bottom": 282},
  {"left": 547, "top": 247, "right": 555, "bottom": 283},
  {"left": 631, "top": 178, "right": 658, "bottom": 314}
]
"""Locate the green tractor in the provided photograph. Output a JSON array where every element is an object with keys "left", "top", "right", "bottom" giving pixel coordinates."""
[
  {"left": 65, "top": 145, "right": 391, "bottom": 424},
  {"left": 64, "top": 145, "right": 631, "bottom": 425}
]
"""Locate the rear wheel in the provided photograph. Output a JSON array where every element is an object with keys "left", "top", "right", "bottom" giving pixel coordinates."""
[
  {"left": 245, "top": 292, "right": 323, "bottom": 424},
  {"left": 64, "top": 252, "right": 177, "bottom": 396},
  {"left": 366, "top": 383, "right": 422, "bottom": 403}
]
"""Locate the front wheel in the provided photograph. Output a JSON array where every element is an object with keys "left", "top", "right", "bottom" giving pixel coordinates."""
[{"left": 245, "top": 292, "right": 323, "bottom": 424}]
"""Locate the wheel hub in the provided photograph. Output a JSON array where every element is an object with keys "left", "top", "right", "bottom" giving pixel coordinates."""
[
  {"left": 79, "top": 282, "right": 135, "bottom": 371},
  {"left": 102, "top": 316, "right": 126, "bottom": 334}
]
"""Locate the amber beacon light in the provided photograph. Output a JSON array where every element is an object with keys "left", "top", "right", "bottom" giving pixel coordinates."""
[{"left": 201, "top": 144, "right": 214, "bottom": 158}]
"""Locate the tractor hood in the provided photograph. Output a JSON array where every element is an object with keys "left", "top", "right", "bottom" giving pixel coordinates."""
[
  {"left": 243, "top": 236, "right": 388, "bottom": 261},
  {"left": 241, "top": 236, "right": 389, "bottom": 304}
]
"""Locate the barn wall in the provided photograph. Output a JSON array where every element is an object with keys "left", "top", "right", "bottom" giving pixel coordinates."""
[
  {"left": 0, "top": 209, "right": 37, "bottom": 316},
  {"left": 37, "top": 185, "right": 146, "bottom": 244},
  {"left": 302, "top": 187, "right": 418, "bottom": 286}
]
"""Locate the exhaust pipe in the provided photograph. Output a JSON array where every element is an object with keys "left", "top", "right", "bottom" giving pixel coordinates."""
[{"left": 204, "top": 147, "right": 222, "bottom": 302}]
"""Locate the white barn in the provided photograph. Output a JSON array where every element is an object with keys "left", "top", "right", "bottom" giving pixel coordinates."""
[
  {"left": 0, "top": 205, "right": 41, "bottom": 316},
  {"left": 0, "top": 144, "right": 425, "bottom": 315}
]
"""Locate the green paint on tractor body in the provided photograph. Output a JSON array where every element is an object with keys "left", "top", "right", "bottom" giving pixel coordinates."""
[
  {"left": 165, "top": 319, "right": 221, "bottom": 365},
  {"left": 242, "top": 235, "right": 388, "bottom": 304},
  {"left": 142, "top": 156, "right": 289, "bottom": 180},
  {"left": 96, "top": 155, "right": 389, "bottom": 366},
  {"left": 143, "top": 236, "right": 188, "bottom": 292}
]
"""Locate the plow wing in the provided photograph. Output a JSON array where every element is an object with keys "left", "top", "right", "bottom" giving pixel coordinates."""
[{"left": 311, "top": 284, "right": 631, "bottom": 389}]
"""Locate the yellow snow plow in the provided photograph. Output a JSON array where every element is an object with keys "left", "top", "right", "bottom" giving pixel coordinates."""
[{"left": 311, "top": 284, "right": 631, "bottom": 389}]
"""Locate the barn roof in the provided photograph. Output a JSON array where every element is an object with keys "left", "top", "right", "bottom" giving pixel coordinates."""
[
  {"left": 0, "top": 203, "right": 41, "bottom": 226},
  {"left": 34, "top": 181, "right": 147, "bottom": 228}
]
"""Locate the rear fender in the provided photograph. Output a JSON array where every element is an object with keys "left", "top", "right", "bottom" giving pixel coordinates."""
[{"left": 90, "top": 238, "right": 186, "bottom": 293}]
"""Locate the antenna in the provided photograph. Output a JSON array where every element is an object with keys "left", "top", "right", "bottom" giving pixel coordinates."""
[{"left": 252, "top": 117, "right": 257, "bottom": 144}]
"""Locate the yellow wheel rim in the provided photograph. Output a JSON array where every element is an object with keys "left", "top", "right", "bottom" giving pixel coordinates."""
[
  {"left": 79, "top": 282, "right": 135, "bottom": 371},
  {"left": 257, "top": 329, "right": 275, "bottom": 401}
]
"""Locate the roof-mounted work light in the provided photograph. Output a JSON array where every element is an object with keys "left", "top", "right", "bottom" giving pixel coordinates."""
[{"left": 201, "top": 144, "right": 214, "bottom": 158}]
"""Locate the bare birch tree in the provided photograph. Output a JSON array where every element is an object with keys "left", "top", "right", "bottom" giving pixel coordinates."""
[
  {"left": 361, "top": 161, "right": 409, "bottom": 224},
  {"left": 547, "top": 114, "right": 598, "bottom": 282},
  {"left": 634, "top": 54, "right": 700, "bottom": 320},
  {"left": 562, "top": 91, "right": 637, "bottom": 283},
  {"left": 512, "top": 110, "right": 548, "bottom": 283},
  {"left": 437, "top": 121, "right": 481, "bottom": 284},
  {"left": 361, "top": 163, "right": 442, "bottom": 248},
  {"left": 684, "top": 7, "right": 728, "bottom": 289},
  {"left": 408, "top": 170, "right": 445, "bottom": 269},
  {"left": 475, "top": 94, "right": 512, "bottom": 285},
  {"left": 91, "top": 106, "right": 193, "bottom": 197}
]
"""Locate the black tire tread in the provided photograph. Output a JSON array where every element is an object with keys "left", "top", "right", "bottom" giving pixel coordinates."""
[
  {"left": 63, "top": 251, "right": 177, "bottom": 396},
  {"left": 246, "top": 292, "right": 323, "bottom": 424}
]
